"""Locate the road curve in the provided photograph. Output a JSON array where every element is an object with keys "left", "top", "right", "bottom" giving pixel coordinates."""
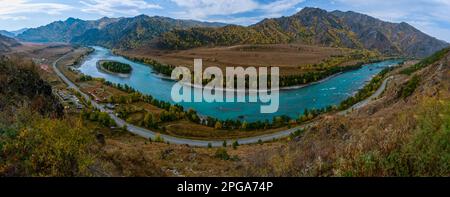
[
  {"left": 338, "top": 76, "right": 394, "bottom": 115},
  {"left": 52, "top": 53, "right": 391, "bottom": 147},
  {"left": 52, "top": 53, "right": 314, "bottom": 147}
]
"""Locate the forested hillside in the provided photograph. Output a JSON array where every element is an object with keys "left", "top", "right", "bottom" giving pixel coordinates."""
[
  {"left": 158, "top": 7, "right": 448, "bottom": 58},
  {"left": 71, "top": 15, "right": 226, "bottom": 49}
]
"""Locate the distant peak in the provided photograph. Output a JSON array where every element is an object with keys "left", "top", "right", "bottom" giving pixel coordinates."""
[
  {"left": 297, "top": 7, "right": 328, "bottom": 14},
  {"left": 400, "top": 22, "right": 411, "bottom": 26},
  {"left": 135, "top": 14, "right": 149, "bottom": 19},
  {"left": 66, "top": 17, "right": 81, "bottom": 23}
]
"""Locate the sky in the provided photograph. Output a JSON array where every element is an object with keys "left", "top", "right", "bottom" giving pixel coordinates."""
[{"left": 1, "top": 0, "right": 450, "bottom": 42}]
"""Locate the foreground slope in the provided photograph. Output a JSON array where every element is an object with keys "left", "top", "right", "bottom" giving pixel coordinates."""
[
  {"left": 1, "top": 46, "right": 449, "bottom": 176},
  {"left": 240, "top": 47, "right": 450, "bottom": 176}
]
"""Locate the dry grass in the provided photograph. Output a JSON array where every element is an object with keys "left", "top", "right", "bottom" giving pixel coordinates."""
[
  {"left": 118, "top": 44, "right": 354, "bottom": 76},
  {"left": 238, "top": 54, "right": 450, "bottom": 177},
  {"left": 9, "top": 42, "right": 73, "bottom": 62},
  {"left": 162, "top": 120, "right": 292, "bottom": 140}
]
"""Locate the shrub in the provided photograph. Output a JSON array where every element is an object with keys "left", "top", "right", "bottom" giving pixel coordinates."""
[
  {"left": 154, "top": 134, "right": 164, "bottom": 143},
  {"left": 215, "top": 148, "right": 230, "bottom": 160},
  {"left": 0, "top": 111, "right": 95, "bottom": 176},
  {"left": 232, "top": 141, "right": 240, "bottom": 150},
  {"left": 399, "top": 75, "right": 420, "bottom": 99}
]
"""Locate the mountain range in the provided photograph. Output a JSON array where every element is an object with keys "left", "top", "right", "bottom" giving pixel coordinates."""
[
  {"left": 16, "top": 15, "right": 225, "bottom": 47},
  {"left": 0, "top": 28, "right": 29, "bottom": 38},
  {"left": 0, "top": 34, "right": 20, "bottom": 53},
  {"left": 0, "top": 30, "right": 15, "bottom": 38},
  {"left": 16, "top": 7, "right": 449, "bottom": 58},
  {"left": 70, "top": 15, "right": 226, "bottom": 49},
  {"left": 16, "top": 17, "right": 121, "bottom": 43},
  {"left": 158, "top": 8, "right": 449, "bottom": 58}
]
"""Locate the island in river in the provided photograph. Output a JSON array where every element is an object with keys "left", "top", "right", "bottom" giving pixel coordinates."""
[
  {"left": 79, "top": 46, "right": 402, "bottom": 122},
  {"left": 97, "top": 60, "right": 132, "bottom": 77}
]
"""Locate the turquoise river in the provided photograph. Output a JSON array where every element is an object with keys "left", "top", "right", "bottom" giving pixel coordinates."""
[{"left": 78, "top": 46, "right": 401, "bottom": 122}]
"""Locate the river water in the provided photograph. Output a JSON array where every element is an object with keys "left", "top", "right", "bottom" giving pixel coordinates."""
[{"left": 78, "top": 46, "right": 401, "bottom": 122}]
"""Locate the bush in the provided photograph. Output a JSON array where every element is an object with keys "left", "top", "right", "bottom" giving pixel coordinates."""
[
  {"left": 399, "top": 75, "right": 420, "bottom": 99},
  {"left": 154, "top": 134, "right": 164, "bottom": 143},
  {"left": 381, "top": 99, "right": 450, "bottom": 176},
  {"left": 0, "top": 111, "right": 95, "bottom": 176},
  {"left": 232, "top": 141, "right": 240, "bottom": 150},
  {"left": 215, "top": 148, "right": 230, "bottom": 160},
  {"left": 341, "top": 99, "right": 450, "bottom": 176}
]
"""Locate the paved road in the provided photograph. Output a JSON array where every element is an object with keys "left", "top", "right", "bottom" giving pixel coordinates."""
[
  {"left": 52, "top": 53, "right": 314, "bottom": 147},
  {"left": 52, "top": 53, "right": 390, "bottom": 147},
  {"left": 338, "top": 76, "right": 394, "bottom": 115}
]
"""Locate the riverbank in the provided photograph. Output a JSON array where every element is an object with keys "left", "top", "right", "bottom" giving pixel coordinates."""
[
  {"left": 77, "top": 46, "right": 403, "bottom": 123},
  {"left": 120, "top": 54, "right": 396, "bottom": 92},
  {"left": 53, "top": 49, "right": 403, "bottom": 146},
  {"left": 114, "top": 47, "right": 391, "bottom": 89}
]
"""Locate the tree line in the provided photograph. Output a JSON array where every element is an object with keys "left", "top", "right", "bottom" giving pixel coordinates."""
[{"left": 79, "top": 60, "right": 399, "bottom": 133}]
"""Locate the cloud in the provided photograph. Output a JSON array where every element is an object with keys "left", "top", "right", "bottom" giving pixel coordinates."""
[
  {"left": 80, "top": 0, "right": 162, "bottom": 16},
  {"left": 170, "top": 0, "right": 259, "bottom": 19},
  {"left": 0, "top": 0, "right": 72, "bottom": 20},
  {"left": 261, "top": 0, "right": 305, "bottom": 14},
  {"left": 170, "top": 0, "right": 304, "bottom": 23}
]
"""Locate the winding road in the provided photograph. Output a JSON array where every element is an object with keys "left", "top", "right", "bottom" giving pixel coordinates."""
[
  {"left": 338, "top": 76, "right": 394, "bottom": 115},
  {"left": 52, "top": 52, "right": 392, "bottom": 147}
]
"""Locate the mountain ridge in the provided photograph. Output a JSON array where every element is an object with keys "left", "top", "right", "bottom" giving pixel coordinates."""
[
  {"left": 17, "top": 15, "right": 226, "bottom": 47},
  {"left": 330, "top": 9, "right": 448, "bottom": 57},
  {"left": 70, "top": 15, "right": 227, "bottom": 49},
  {"left": 15, "top": 7, "right": 449, "bottom": 58},
  {"left": 0, "top": 35, "right": 20, "bottom": 53},
  {"left": 16, "top": 17, "right": 121, "bottom": 43},
  {"left": 0, "top": 30, "right": 15, "bottom": 38},
  {"left": 158, "top": 7, "right": 448, "bottom": 58}
]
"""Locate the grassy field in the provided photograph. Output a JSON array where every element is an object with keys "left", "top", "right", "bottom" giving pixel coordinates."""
[{"left": 117, "top": 44, "right": 379, "bottom": 76}]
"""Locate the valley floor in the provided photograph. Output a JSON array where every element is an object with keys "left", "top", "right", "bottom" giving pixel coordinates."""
[
  {"left": 1, "top": 43, "right": 449, "bottom": 177},
  {"left": 116, "top": 44, "right": 380, "bottom": 77}
]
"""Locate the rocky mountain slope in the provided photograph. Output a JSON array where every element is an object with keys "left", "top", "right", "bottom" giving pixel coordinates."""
[
  {"left": 0, "top": 35, "right": 20, "bottom": 53},
  {"left": 0, "top": 28, "right": 29, "bottom": 38},
  {"left": 0, "top": 57, "right": 63, "bottom": 117},
  {"left": 71, "top": 15, "right": 226, "bottom": 49},
  {"left": 17, "top": 15, "right": 225, "bottom": 48},
  {"left": 158, "top": 7, "right": 448, "bottom": 58},
  {"left": 331, "top": 10, "right": 448, "bottom": 58},
  {"left": 0, "top": 30, "right": 14, "bottom": 38},
  {"left": 16, "top": 8, "right": 448, "bottom": 58},
  {"left": 16, "top": 17, "right": 121, "bottom": 43}
]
